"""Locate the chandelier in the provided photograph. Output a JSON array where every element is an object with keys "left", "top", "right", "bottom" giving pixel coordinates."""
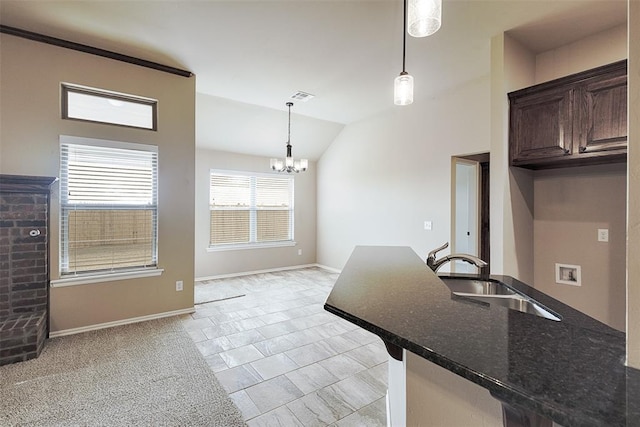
[{"left": 270, "top": 102, "right": 308, "bottom": 173}]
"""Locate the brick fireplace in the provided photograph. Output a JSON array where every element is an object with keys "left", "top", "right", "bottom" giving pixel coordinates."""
[{"left": 0, "top": 175, "right": 56, "bottom": 365}]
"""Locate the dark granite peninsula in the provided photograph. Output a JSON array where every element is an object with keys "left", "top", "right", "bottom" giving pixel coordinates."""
[{"left": 324, "top": 246, "right": 640, "bottom": 427}]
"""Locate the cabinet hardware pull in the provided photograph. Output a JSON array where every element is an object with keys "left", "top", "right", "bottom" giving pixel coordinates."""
[{"left": 563, "top": 148, "right": 570, "bottom": 154}]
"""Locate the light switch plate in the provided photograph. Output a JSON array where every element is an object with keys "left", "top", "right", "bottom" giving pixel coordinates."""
[
  {"left": 598, "top": 229, "right": 609, "bottom": 242},
  {"left": 424, "top": 221, "right": 432, "bottom": 231}
]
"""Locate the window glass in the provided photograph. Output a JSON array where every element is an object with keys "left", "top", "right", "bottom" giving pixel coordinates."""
[
  {"left": 62, "top": 84, "right": 157, "bottom": 130},
  {"left": 60, "top": 136, "right": 158, "bottom": 274},
  {"left": 210, "top": 171, "right": 293, "bottom": 247}
]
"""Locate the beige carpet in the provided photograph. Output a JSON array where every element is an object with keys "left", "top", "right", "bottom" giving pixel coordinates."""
[{"left": 0, "top": 317, "right": 246, "bottom": 426}]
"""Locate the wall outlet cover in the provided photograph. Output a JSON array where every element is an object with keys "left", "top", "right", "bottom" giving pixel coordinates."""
[
  {"left": 176, "top": 280, "right": 183, "bottom": 291},
  {"left": 597, "top": 228, "right": 609, "bottom": 242}
]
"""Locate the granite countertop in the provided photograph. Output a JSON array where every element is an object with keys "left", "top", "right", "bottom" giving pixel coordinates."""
[{"left": 324, "top": 246, "right": 640, "bottom": 427}]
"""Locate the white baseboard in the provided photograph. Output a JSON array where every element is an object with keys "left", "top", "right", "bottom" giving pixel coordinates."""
[
  {"left": 49, "top": 307, "right": 195, "bottom": 338},
  {"left": 195, "top": 263, "right": 340, "bottom": 282},
  {"left": 315, "top": 264, "right": 342, "bottom": 274}
]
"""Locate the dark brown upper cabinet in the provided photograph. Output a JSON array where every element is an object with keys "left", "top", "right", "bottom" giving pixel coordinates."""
[{"left": 509, "top": 60, "right": 627, "bottom": 169}]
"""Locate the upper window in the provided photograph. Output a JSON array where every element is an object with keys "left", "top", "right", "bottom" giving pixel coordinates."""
[
  {"left": 209, "top": 171, "right": 294, "bottom": 248},
  {"left": 59, "top": 136, "right": 158, "bottom": 275},
  {"left": 62, "top": 83, "right": 157, "bottom": 130}
]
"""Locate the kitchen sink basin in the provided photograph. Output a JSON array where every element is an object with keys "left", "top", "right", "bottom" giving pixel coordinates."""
[
  {"left": 440, "top": 278, "right": 516, "bottom": 296},
  {"left": 440, "top": 277, "right": 562, "bottom": 322}
]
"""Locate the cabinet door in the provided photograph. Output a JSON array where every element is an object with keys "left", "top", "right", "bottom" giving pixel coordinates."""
[
  {"left": 509, "top": 88, "right": 572, "bottom": 166},
  {"left": 578, "top": 73, "right": 627, "bottom": 155}
]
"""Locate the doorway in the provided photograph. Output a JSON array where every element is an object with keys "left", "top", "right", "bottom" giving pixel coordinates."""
[{"left": 451, "top": 153, "right": 490, "bottom": 273}]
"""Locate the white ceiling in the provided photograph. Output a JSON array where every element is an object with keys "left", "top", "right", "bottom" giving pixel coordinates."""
[{"left": 0, "top": 0, "right": 627, "bottom": 160}]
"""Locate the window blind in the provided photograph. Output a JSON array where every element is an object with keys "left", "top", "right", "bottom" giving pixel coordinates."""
[
  {"left": 60, "top": 139, "right": 158, "bottom": 274},
  {"left": 210, "top": 171, "right": 293, "bottom": 246}
]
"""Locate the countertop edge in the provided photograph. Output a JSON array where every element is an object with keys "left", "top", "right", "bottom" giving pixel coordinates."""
[{"left": 324, "top": 301, "right": 582, "bottom": 426}]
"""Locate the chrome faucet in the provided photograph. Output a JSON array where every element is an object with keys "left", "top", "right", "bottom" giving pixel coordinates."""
[{"left": 426, "top": 242, "right": 488, "bottom": 272}]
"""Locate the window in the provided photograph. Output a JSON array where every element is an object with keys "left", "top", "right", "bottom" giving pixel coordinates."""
[
  {"left": 209, "top": 171, "right": 294, "bottom": 248},
  {"left": 62, "top": 83, "right": 157, "bottom": 130},
  {"left": 60, "top": 136, "right": 158, "bottom": 275}
]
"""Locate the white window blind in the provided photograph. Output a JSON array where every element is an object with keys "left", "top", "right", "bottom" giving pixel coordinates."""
[
  {"left": 60, "top": 137, "right": 158, "bottom": 274},
  {"left": 210, "top": 171, "right": 293, "bottom": 247}
]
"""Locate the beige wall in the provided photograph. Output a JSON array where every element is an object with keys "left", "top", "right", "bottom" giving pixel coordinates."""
[
  {"left": 316, "top": 76, "right": 491, "bottom": 270},
  {"left": 195, "top": 149, "right": 316, "bottom": 278},
  {"left": 0, "top": 34, "right": 196, "bottom": 332},
  {"left": 491, "top": 25, "right": 628, "bottom": 330},
  {"left": 535, "top": 24, "right": 627, "bottom": 84},
  {"left": 405, "top": 352, "right": 503, "bottom": 426},
  {"left": 627, "top": 0, "right": 640, "bottom": 369},
  {"left": 490, "top": 34, "right": 536, "bottom": 282},
  {"left": 533, "top": 165, "right": 627, "bottom": 331},
  {"left": 532, "top": 26, "right": 627, "bottom": 331}
]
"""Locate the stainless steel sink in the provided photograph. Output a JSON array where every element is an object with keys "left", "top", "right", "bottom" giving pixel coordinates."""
[
  {"left": 440, "top": 278, "right": 516, "bottom": 296},
  {"left": 440, "top": 278, "right": 562, "bottom": 322}
]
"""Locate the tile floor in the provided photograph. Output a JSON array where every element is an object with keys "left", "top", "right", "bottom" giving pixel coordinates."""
[{"left": 182, "top": 267, "right": 388, "bottom": 426}]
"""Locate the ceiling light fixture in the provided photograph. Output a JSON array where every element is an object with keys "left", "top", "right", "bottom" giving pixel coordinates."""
[
  {"left": 394, "top": 0, "right": 414, "bottom": 106},
  {"left": 270, "top": 102, "right": 308, "bottom": 173},
  {"left": 408, "top": 0, "right": 442, "bottom": 38}
]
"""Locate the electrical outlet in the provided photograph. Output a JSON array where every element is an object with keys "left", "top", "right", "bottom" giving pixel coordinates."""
[
  {"left": 176, "top": 280, "right": 183, "bottom": 291},
  {"left": 424, "top": 221, "right": 432, "bottom": 231},
  {"left": 298, "top": 249, "right": 302, "bottom": 256},
  {"left": 597, "top": 229, "right": 609, "bottom": 242}
]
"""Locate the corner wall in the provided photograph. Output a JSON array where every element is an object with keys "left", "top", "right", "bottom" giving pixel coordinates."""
[
  {"left": 489, "top": 34, "right": 536, "bottom": 282},
  {"left": 0, "top": 34, "right": 196, "bottom": 332},
  {"left": 627, "top": 0, "right": 640, "bottom": 369},
  {"left": 194, "top": 149, "right": 317, "bottom": 279}
]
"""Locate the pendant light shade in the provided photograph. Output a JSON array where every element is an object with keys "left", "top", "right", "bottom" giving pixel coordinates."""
[
  {"left": 394, "top": 71, "right": 414, "bottom": 105},
  {"left": 407, "top": 0, "right": 442, "bottom": 38},
  {"left": 270, "top": 102, "right": 308, "bottom": 173},
  {"left": 394, "top": 0, "right": 414, "bottom": 106}
]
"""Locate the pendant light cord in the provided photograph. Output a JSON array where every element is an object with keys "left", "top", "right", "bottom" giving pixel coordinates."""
[
  {"left": 286, "top": 101, "right": 293, "bottom": 145},
  {"left": 402, "top": 0, "right": 407, "bottom": 73}
]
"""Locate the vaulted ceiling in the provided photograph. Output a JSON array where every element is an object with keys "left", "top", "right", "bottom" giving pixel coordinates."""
[{"left": 0, "top": 0, "right": 627, "bottom": 159}]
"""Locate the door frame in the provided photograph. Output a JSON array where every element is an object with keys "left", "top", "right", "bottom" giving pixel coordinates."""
[{"left": 450, "top": 152, "right": 490, "bottom": 272}]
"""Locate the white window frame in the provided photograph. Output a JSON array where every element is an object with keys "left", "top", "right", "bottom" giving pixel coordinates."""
[
  {"left": 208, "top": 169, "right": 295, "bottom": 251},
  {"left": 52, "top": 135, "right": 161, "bottom": 287},
  {"left": 61, "top": 83, "right": 158, "bottom": 130}
]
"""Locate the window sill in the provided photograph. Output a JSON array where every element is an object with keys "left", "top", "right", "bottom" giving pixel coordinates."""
[
  {"left": 50, "top": 268, "right": 164, "bottom": 288},
  {"left": 207, "top": 241, "right": 297, "bottom": 252}
]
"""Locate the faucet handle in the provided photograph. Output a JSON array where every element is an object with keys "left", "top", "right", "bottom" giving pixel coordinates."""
[{"left": 427, "top": 242, "right": 449, "bottom": 261}]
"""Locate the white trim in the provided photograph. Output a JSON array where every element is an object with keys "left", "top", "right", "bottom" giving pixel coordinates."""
[
  {"left": 51, "top": 268, "right": 164, "bottom": 287},
  {"left": 196, "top": 263, "right": 325, "bottom": 282},
  {"left": 315, "top": 264, "right": 342, "bottom": 274},
  {"left": 60, "top": 134, "right": 158, "bottom": 153},
  {"left": 49, "top": 307, "right": 194, "bottom": 338},
  {"left": 207, "top": 241, "right": 296, "bottom": 252}
]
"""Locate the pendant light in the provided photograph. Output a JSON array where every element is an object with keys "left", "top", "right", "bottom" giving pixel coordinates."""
[
  {"left": 394, "top": 0, "right": 414, "bottom": 105},
  {"left": 270, "top": 102, "right": 308, "bottom": 173},
  {"left": 408, "top": 0, "right": 442, "bottom": 38}
]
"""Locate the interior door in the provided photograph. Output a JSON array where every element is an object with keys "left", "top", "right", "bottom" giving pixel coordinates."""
[{"left": 453, "top": 160, "right": 479, "bottom": 273}]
